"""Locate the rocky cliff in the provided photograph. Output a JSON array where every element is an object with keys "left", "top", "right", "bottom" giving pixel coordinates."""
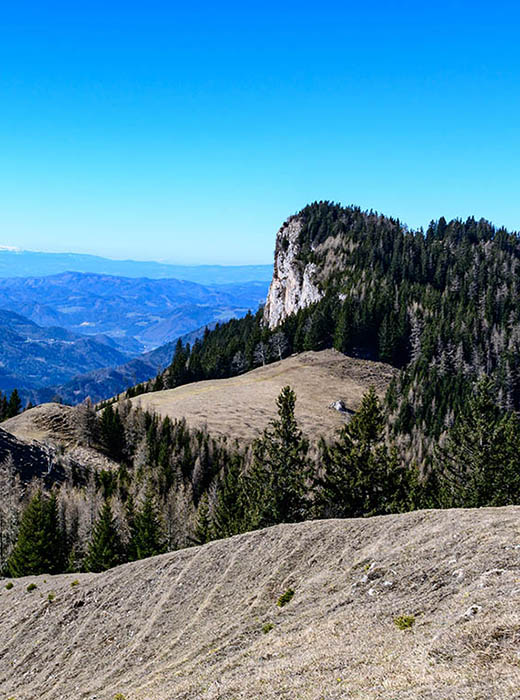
[{"left": 263, "top": 216, "right": 323, "bottom": 329}]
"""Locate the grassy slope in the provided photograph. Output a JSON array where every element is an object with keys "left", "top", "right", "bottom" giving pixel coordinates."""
[
  {"left": 2, "top": 402, "right": 120, "bottom": 474},
  {"left": 2, "top": 507, "right": 520, "bottom": 699},
  {"left": 126, "top": 349, "right": 397, "bottom": 442}
]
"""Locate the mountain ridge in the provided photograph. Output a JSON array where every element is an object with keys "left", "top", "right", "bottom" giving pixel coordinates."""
[
  {"left": 0, "top": 308, "right": 132, "bottom": 394},
  {"left": 0, "top": 271, "right": 269, "bottom": 354},
  {"left": 0, "top": 249, "right": 273, "bottom": 283}
]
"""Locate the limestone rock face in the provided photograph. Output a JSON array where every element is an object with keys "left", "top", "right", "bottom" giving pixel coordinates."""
[{"left": 263, "top": 217, "right": 323, "bottom": 329}]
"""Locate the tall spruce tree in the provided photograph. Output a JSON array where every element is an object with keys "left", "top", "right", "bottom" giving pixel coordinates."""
[
  {"left": 212, "top": 454, "right": 246, "bottom": 539},
  {"left": 100, "top": 404, "right": 126, "bottom": 462},
  {"left": 85, "top": 500, "right": 123, "bottom": 572},
  {"left": 7, "top": 389, "right": 22, "bottom": 419},
  {"left": 435, "top": 377, "right": 520, "bottom": 507},
  {"left": 129, "top": 490, "right": 166, "bottom": 560},
  {"left": 246, "top": 386, "right": 309, "bottom": 528},
  {"left": 7, "top": 490, "right": 66, "bottom": 577},
  {"left": 316, "top": 387, "right": 417, "bottom": 518},
  {"left": 193, "top": 492, "right": 213, "bottom": 545}
]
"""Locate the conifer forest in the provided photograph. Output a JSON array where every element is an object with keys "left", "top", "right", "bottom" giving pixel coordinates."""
[{"left": 3, "top": 202, "right": 520, "bottom": 577}]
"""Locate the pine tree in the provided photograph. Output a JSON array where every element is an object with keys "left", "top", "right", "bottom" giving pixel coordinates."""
[
  {"left": 129, "top": 490, "right": 166, "bottom": 560},
  {"left": 7, "top": 389, "right": 22, "bottom": 419},
  {"left": 316, "top": 387, "right": 415, "bottom": 518},
  {"left": 246, "top": 386, "right": 309, "bottom": 528},
  {"left": 100, "top": 404, "right": 126, "bottom": 461},
  {"left": 166, "top": 339, "right": 188, "bottom": 388},
  {"left": 0, "top": 392, "right": 8, "bottom": 421},
  {"left": 84, "top": 500, "right": 123, "bottom": 572},
  {"left": 435, "top": 377, "right": 520, "bottom": 507},
  {"left": 7, "top": 490, "right": 65, "bottom": 577},
  {"left": 193, "top": 492, "right": 213, "bottom": 545},
  {"left": 212, "top": 454, "right": 245, "bottom": 539}
]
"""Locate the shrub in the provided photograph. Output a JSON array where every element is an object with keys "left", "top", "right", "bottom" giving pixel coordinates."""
[
  {"left": 277, "top": 588, "right": 295, "bottom": 607},
  {"left": 5, "top": 582, "right": 13, "bottom": 590},
  {"left": 262, "top": 622, "right": 274, "bottom": 634},
  {"left": 48, "top": 592, "right": 56, "bottom": 602},
  {"left": 26, "top": 583, "right": 37, "bottom": 592},
  {"left": 70, "top": 579, "right": 80, "bottom": 587},
  {"left": 113, "top": 694, "right": 127, "bottom": 700},
  {"left": 394, "top": 614, "right": 415, "bottom": 630}
]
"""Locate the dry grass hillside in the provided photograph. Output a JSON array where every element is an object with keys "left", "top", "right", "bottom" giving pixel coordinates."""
[
  {"left": 3, "top": 403, "right": 83, "bottom": 445},
  {"left": 2, "top": 507, "right": 520, "bottom": 699},
  {"left": 2, "top": 402, "right": 119, "bottom": 473},
  {"left": 127, "top": 350, "right": 397, "bottom": 442}
]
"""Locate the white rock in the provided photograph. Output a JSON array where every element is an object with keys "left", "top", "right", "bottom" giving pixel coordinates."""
[
  {"left": 463, "top": 604, "right": 482, "bottom": 619},
  {"left": 263, "top": 217, "right": 323, "bottom": 329}
]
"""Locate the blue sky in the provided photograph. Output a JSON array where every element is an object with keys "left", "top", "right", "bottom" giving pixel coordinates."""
[{"left": 0, "top": 1, "right": 519, "bottom": 264}]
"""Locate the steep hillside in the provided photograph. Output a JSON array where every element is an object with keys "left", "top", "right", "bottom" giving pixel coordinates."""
[
  {"left": 126, "top": 349, "right": 397, "bottom": 442},
  {"left": 156, "top": 202, "right": 520, "bottom": 447},
  {"left": 0, "top": 427, "right": 67, "bottom": 484},
  {"left": 2, "top": 508, "right": 520, "bottom": 699},
  {"left": 1, "top": 403, "right": 120, "bottom": 476},
  {"left": 2, "top": 402, "right": 81, "bottom": 444}
]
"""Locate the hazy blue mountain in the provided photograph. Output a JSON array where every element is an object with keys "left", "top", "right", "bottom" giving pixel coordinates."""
[
  {"left": 0, "top": 310, "right": 132, "bottom": 394},
  {"left": 31, "top": 323, "right": 217, "bottom": 405},
  {"left": 0, "top": 272, "right": 269, "bottom": 353},
  {"left": 0, "top": 249, "right": 272, "bottom": 284}
]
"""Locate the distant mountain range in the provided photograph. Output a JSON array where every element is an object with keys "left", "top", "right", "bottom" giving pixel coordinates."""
[
  {"left": 0, "top": 309, "right": 132, "bottom": 394},
  {"left": 0, "top": 249, "right": 272, "bottom": 284},
  {"left": 33, "top": 326, "right": 211, "bottom": 405},
  {"left": 0, "top": 267, "right": 269, "bottom": 402},
  {"left": 0, "top": 272, "right": 269, "bottom": 354}
]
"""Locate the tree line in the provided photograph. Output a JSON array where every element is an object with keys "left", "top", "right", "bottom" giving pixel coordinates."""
[
  {"left": 126, "top": 202, "right": 520, "bottom": 468},
  {"left": 0, "top": 389, "right": 22, "bottom": 422},
  {"left": 4, "top": 375, "right": 520, "bottom": 577}
]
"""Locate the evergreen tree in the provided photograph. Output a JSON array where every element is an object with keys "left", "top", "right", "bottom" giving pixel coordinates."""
[
  {"left": 129, "top": 490, "right": 166, "bottom": 560},
  {"left": 193, "top": 492, "right": 213, "bottom": 545},
  {"left": 435, "top": 377, "right": 520, "bottom": 507},
  {"left": 100, "top": 404, "right": 126, "bottom": 461},
  {"left": 7, "top": 389, "right": 22, "bottom": 419},
  {"left": 7, "top": 490, "right": 65, "bottom": 577},
  {"left": 316, "top": 387, "right": 416, "bottom": 518},
  {"left": 212, "top": 454, "right": 246, "bottom": 539},
  {"left": 166, "top": 339, "right": 189, "bottom": 387},
  {"left": 84, "top": 500, "right": 123, "bottom": 572},
  {"left": 0, "top": 392, "right": 8, "bottom": 421},
  {"left": 246, "top": 386, "right": 309, "bottom": 528}
]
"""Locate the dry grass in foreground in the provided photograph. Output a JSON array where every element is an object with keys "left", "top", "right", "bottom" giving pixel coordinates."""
[
  {"left": 1, "top": 507, "right": 520, "bottom": 699},
  {"left": 126, "top": 349, "right": 397, "bottom": 442}
]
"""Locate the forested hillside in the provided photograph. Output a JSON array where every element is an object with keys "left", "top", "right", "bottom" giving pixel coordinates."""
[
  {"left": 145, "top": 202, "right": 520, "bottom": 442},
  {"left": 3, "top": 201, "right": 520, "bottom": 580}
]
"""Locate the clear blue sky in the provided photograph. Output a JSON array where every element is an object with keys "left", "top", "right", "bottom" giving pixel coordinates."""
[{"left": 0, "top": 1, "right": 519, "bottom": 264}]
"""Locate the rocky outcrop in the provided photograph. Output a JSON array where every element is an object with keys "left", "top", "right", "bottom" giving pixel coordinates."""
[
  {"left": 0, "top": 427, "right": 66, "bottom": 485},
  {"left": 263, "top": 216, "right": 323, "bottom": 329}
]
